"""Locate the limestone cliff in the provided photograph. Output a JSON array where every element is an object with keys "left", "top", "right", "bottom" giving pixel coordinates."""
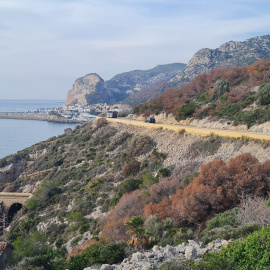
[
  {"left": 66, "top": 63, "right": 186, "bottom": 106},
  {"left": 66, "top": 73, "right": 115, "bottom": 106},
  {"left": 170, "top": 35, "right": 270, "bottom": 86}
]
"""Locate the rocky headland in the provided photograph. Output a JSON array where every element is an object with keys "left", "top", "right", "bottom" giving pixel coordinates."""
[{"left": 66, "top": 63, "right": 186, "bottom": 106}]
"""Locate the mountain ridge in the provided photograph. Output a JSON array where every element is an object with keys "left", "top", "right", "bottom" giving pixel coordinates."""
[
  {"left": 66, "top": 35, "right": 270, "bottom": 106},
  {"left": 66, "top": 63, "right": 186, "bottom": 106},
  {"left": 170, "top": 34, "right": 270, "bottom": 86}
]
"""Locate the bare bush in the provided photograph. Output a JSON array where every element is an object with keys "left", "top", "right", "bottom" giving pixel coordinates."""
[
  {"left": 127, "top": 136, "right": 155, "bottom": 156},
  {"left": 108, "top": 132, "right": 132, "bottom": 151},
  {"left": 94, "top": 126, "right": 117, "bottom": 145},
  {"left": 95, "top": 118, "right": 108, "bottom": 129},
  {"left": 149, "top": 180, "right": 181, "bottom": 204},
  {"left": 171, "top": 160, "right": 202, "bottom": 182},
  {"left": 237, "top": 195, "right": 270, "bottom": 226}
]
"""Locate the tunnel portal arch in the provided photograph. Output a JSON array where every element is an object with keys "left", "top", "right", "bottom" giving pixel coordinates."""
[
  {"left": 0, "top": 192, "right": 31, "bottom": 233},
  {"left": 7, "top": 203, "right": 23, "bottom": 224}
]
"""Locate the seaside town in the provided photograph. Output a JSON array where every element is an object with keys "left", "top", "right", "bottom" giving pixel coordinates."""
[{"left": 0, "top": 103, "right": 131, "bottom": 123}]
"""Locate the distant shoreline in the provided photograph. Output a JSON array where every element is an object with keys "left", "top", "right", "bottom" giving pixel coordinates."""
[{"left": 0, "top": 112, "right": 83, "bottom": 123}]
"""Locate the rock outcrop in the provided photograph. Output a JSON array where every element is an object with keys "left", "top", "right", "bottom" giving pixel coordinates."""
[
  {"left": 84, "top": 239, "right": 230, "bottom": 270},
  {"left": 170, "top": 35, "right": 270, "bottom": 86},
  {"left": 0, "top": 160, "right": 27, "bottom": 188},
  {"left": 66, "top": 64, "right": 186, "bottom": 106},
  {"left": 66, "top": 74, "right": 115, "bottom": 106},
  {"left": 0, "top": 242, "right": 14, "bottom": 270}
]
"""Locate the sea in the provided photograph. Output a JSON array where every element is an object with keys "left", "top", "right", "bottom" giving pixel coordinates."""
[{"left": 0, "top": 100, "right": 79, "bottom": 159}]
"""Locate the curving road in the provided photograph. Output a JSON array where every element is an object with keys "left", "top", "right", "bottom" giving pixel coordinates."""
[{"left": 103, "top": 117, "right": 270, "bottom": 141}]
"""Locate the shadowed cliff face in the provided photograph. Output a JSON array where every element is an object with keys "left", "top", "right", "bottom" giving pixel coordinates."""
[
  {"left": 66, "top": 63, "right": 186, "bottom": 106},
  {"left": 0, "top": 160, "right": 27, "bottom": 189},
  {"left": 170, "top": 35, "right": 270, "bottom": 86}
]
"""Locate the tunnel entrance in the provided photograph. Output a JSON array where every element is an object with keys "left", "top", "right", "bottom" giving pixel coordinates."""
[{"left": 7, "top": 203, "right": 23, "bottom": 224}]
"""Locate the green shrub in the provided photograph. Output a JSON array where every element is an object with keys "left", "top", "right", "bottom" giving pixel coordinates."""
[
  {"left": 145, "top": 215, "right": 163, "bottom": 241},
  {"left": 182, "top": 172, "right": 199, "bottom": 187},
  {"left": 71, "top": 235, "right": 83, "bottom": 247},
  {"left": 26, "top": 181, "right": 62, "bottom": 210},
  {"left": 163, "top": 218, "right": 174, "bottom": 230},
  {"left": 217, "top": 102, "right": 245, "bottom": 119},
  {"left": 140, "top": 172, "right": 159, "bottom": 189},
  {"left": 79, "top": 224, "right": 90, "bottom": 234},
  {"left": 234, "top": 108, "right": 270, "bottom": 128},
  {"left": 18, "top": 216, "right": 41, "bottom": 233},
  {"left": 152, "top": 148, "right": 167, "bottom": 163},
  {"left": 211, "top": 80, "right": 230, "bottom": 101},
  {"left": 67, "top": 243, "right": 126, "bottom": 270},
  {"left": 158, "top": 168, "right": 171, "bottom": 178},
  {"left": 200, "top": 224, "right": 260, "bottom": 244},
  {"left": 67, "top": 212, "right": 84, "bottom": 222},
  {"left": 197, "top": 225, "right": 270, "bottom": 270},
  {"left": 11, "top": 231, "right": 66, "bottom": 269},
  {"left": 257, "top": 83, "right": 270, "bottom": 105},
  {"left": 176, "top": 102, "right": 197, "bottom": 121},
  {"left": 204, "top": 208, "right": 240, "bottom": 232},
  {"left": 117, "top": 178, "right": 142, "bottom": 196},
  {"left": 122, "top": 160, "right": 141, "bottom": 177},
  {"left": 0, "top": 158, "right": 7, "bottom": 168},
  {"left": 109, "top": 132, "right": 132, "bottom": 151}
]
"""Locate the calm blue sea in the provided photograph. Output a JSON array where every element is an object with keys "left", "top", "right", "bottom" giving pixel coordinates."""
[
  {"left": 0, "top": 100, "right": 78, "bottom": 159},
  {"left": 0, "top": 100, "right": 65, "bottom": 112}
]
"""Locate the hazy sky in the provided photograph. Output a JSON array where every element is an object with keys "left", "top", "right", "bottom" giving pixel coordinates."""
[{"left": 0, "top": 0, "right": 269, "bottom": 100}]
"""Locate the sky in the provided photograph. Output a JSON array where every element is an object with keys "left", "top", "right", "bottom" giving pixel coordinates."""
[{"left": 0, "top": 0, "right": 270, "bottom": 100}]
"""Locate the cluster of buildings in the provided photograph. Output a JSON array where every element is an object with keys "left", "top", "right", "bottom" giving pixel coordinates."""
[{"left": 47, "top": 103, "right": 130, "bottom": 121}]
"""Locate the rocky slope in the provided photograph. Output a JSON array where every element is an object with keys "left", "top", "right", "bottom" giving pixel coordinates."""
[
  {"left": 66, "top": 63, "right": 186, "bottom": 106},
  {"left": 2, "top": 120, "right": 270, "bottom": 269},
  {"left": 88, "top": 239, "right": 229, "bottom": 270},
  {"left": 170, "top": 34, "right": 270, "bottom": 86}
]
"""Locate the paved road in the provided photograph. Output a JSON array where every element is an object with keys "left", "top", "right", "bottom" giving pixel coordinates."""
[{"left": 103, "top": 117, "right": 270, "bottom": 141}]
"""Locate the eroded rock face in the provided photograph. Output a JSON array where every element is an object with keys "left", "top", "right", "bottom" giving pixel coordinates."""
[
  {"left": 0, "top": 160, "right": 27, "bottom": 188},
  {"left": 170, "top": 35, "right": 270, "bottom": 86},
  {"left": 66, "top": 74, "right": 115, "bottom": 106},
  {"left": 66, "top": 64, "right": 186, "bottom": 106}
]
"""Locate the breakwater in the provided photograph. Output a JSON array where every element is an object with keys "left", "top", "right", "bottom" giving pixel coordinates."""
[{"left": 0, "top": 112, "right": 82, "bottom": 123}]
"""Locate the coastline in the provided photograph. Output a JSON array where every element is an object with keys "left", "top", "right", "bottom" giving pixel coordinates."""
[{"left": 0, "top": 112, "right": 83, "bottom": 123}]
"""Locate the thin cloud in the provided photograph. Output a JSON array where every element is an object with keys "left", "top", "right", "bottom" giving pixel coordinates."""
[{"left": 0, "top": 0, "right": 269, "bottom": 99}]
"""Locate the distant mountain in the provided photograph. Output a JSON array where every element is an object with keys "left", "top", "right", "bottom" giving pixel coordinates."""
[
  {"left": 170, "top": 35, "right": 270, "bottom": 86},
  {"left": 66, "top": 63, "right": 186, "bottom": 106},
  {"left": 123, "top": 80, "right": 168, "bottom": 107}
]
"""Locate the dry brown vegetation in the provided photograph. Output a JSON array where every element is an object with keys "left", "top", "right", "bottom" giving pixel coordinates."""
[
  {"left": 134, "top": 58, "right": 270, "bottom": 120},
  {"left": 101, "top": 153, "right": 270, "bottom": 242}
]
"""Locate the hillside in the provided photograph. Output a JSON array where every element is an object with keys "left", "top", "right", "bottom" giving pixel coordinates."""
[
  {"left": 2, "top": 119, "right": 270, "bottom": 269},
  {"left": 66, "top": 35, "right": 270, "bottom": 107},
  {"left": 170, "top": 34, "right": 270, "bottom": 86},
  {"left": 66, "top": 63, "right": 186, "bottom": 106},
  {"left": 135, "top": 58, "right": 270, "bottom": 130}
]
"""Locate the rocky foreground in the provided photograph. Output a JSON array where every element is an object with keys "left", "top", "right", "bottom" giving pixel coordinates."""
[{"left": 84, "top": 239, "right": 229, "bottom": 270}]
